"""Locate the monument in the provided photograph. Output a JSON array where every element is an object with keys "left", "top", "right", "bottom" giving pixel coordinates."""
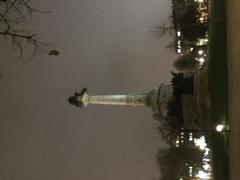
[{"left": 68, "top": 84, "right": 173, "bottom": 117}]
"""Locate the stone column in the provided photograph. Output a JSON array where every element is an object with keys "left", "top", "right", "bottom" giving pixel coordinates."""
[
  {"left": 81, "top": 93, "right": 148, "bottom": 107},
  {"left": 69, "top": 84, "right": 173, "bottom": 117}
]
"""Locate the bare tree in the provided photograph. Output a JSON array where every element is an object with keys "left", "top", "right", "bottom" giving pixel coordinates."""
[
  {"left": 152, "top": 22, "right": 174, "bottom": 38},
  {"left": 0, "top": 0, "right": 52, "bottom": 58}
]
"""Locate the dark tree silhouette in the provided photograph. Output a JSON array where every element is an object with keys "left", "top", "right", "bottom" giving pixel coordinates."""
[
  {"left": 178, "top": 3, "right": 208, "bottom": 42},
  {"left": 152, "top": 22, "right": 174, "bottom": 38},
  {"left": 173, "top": 54, "right": 199, "bottom": 71},
  {"left": 0, "top": 0, "right": 52, "bottom": 58}
]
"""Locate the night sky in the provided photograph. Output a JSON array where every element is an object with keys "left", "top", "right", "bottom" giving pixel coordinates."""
[{"left": 0, "top": 0, "right": 177, "bottom": 179}]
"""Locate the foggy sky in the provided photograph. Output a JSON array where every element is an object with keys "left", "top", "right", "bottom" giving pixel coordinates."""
[{"left": 0, "top": 0, "right": 177, "bottom": 180}]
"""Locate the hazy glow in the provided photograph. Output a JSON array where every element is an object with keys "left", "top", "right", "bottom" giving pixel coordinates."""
[{"left": 0, "top": 0, "right": 178, "bottom": 179}]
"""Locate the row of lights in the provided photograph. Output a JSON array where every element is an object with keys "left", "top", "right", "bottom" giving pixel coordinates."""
[
  {"left": 193, "top": 136, "right": 212, "bottom": 179},
  {"left": 176, "top": 31, "right": 182, "bottom": 54},
  {"left": 177, "top": 125, "right": 228, "bottom": 179}
]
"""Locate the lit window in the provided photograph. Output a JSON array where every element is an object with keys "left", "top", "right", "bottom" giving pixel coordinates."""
[
  {"left": 189, "top": 166, "right": 193, "bottom": 176},
  {"left": 177, "top": 31, "right": 181, "bottom": 37}
]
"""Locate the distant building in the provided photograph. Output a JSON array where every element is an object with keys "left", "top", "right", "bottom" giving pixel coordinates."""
[{"left": 171, "top": 0, "right": 209, "bottom": 54}]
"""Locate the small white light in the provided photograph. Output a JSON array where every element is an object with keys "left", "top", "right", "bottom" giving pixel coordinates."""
[
  {"left": 216, "top": 125, "right": 224, "bottom": 132},
  {"left": 177, "top": 31, "right": 181, "bottom": 37},
  {"left": 198, "top": 50, "right": 204, "bottom": 55},
  {"left": 177, "top": 49, "right": 182, "bottom": 53}
]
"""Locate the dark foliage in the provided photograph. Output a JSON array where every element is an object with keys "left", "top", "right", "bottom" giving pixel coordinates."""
[{"left": 173, "top": 54, "right": 199, "bottom": 71}]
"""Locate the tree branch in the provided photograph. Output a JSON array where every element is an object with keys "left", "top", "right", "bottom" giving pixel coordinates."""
[{"left": 0, "top": 31, "right": 37, "bottom": 39}]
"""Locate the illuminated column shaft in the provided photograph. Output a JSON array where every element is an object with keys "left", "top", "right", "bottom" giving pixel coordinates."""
[
  {"left": 82, "top": 94, "right": 148, "bottom": 107},
  {"left": 69, "top": 84, "right": 173, "bottom": 116}
]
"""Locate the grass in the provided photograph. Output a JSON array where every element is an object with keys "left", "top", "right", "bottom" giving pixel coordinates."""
[{"left": 208, "top": 0, "right": 229, "bottom": 179}]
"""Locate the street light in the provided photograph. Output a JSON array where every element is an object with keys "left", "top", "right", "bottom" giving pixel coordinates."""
[
  {"left": 216, "top": 125, "right": 224, "bottom": 132},
  {"left": 215, "top": 124, "right": 230, "bottom": 133}
]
